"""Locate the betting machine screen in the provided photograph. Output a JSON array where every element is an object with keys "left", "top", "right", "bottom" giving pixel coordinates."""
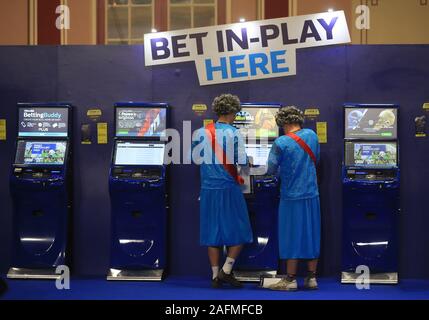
[
  {"left": 234, "top": 107, "right": 279, "bottom": 140},
  {"left": 345, "top": 107, "right": 398, "bottom": 140},
  {"left": 114, "top": 142, "right": 165, "bottom": 166},
  {"left": 345, "top": 141, "right": 398, "bottom": 167},
  {"left": 18, "top": 107, "right": 69, "bottom": 137},
  {"left": 116, "top": 107, "right": 167, "bottom": 138},
  {"left": 245, "top": 143, "right": 272, "bottom": 166},
  {"left": 15, "top": 141, "right": 67, "bottom": 165}
]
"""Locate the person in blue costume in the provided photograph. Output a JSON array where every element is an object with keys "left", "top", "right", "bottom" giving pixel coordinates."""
[
  {"left": 267, "top": 106, "right": 321, "bottom": 291},
  {"left": 191, "top": 94, "right": 253, "bottom": 289}
]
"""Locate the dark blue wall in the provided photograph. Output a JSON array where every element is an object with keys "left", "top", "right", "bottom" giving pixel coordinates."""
[{"left": 0, "top": 45, "right": 428, "bottom": 278}]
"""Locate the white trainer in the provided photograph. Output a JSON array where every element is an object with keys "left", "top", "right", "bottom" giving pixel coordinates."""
[
  {"left": 268, "top": 278, "right": 298, "bottom": 291},
  {"left": 304, "top": 276, "right": 318, "bottom": 290}
]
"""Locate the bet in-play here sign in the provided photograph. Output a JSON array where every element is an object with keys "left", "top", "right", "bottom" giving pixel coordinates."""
[{"left": 144, "top": 11, "right": 351, "bottom": 86}]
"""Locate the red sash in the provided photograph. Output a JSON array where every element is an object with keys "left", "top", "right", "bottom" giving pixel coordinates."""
[
  {"left": 205, "top": 123, "right": 244, "bottom": 185},
  {"left": 286, "top": 132, "right": 317, "bottom": 167}
]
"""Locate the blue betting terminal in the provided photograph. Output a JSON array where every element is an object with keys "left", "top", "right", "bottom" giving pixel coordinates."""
[
  {"left": 8, "top": 102, "right": 73, "bottom": 280},
  {"left": 232, "top": 103, "right": 282, "bottom": 282},
  {"left": 107, "top": 102, "right": 170, "bottom": 281},
  {"left": 341, "top": 104, "right": 400, "bottom": 284}
]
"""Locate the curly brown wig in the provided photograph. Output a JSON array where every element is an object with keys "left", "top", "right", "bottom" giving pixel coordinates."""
[
  {"left": 275, "top": 106, "right": 305, "bottom": 127},
  {"left": 212, "top": 94, "right": 241, "bottom": 116}
]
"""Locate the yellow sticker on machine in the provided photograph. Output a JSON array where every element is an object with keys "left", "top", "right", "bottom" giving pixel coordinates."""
[
  {"left": 193, "top": 104, "right": 208, "bottom": 116},
  {"left": 97, "top": 122, "right": 108, "bottom": 144},
  {"left": 0, "top": 119, "right": 6, "bottom": 140},
  {"left": 305, "top": 109, "right": 320, "bottom": 117},
  {"left": 87, "top": 109, "right": 102, "bottom": 117},
  {"left": 316, "top": 122, "right": 327, "bottom": 144},
  {"left": 193, "top": 104, "right": 208, "bottom": 111},
  {"left": 87, "top": 109, "right": 103, "bottom": 121}
]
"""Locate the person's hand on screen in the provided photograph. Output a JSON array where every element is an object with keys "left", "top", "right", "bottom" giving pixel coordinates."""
[{"left": 248, "top": 156, "right": 254, "bottom": 167}]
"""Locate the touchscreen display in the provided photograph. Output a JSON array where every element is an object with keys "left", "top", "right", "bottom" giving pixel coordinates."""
[
  {"left": 15, "top": 141, "right": 67, "bottom": 165},
  {"left": 18, "top": 107, "right": 69, "bottom": 137},
  {"left": 116, "top": 108, "right": 167, "bottom": 138},
  {"left": 345, "top": 141, "right": 397, "bottom": 167},
  {"left": 234, "top": 107, "right": 279, "bottom": 139},
  {"left": 345, "top": 107, "right": 398, "bottom": 139},
  {"left": 245, "top": 144, "right": 272, "bottom": 166},
  {"left": 115, "top": 142, "right": 165, "bottom": 166}
]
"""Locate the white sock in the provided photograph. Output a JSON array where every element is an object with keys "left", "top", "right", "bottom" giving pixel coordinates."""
[
  {"left": 222, "top": 257, "right": 235, "bottom": 274},
  {"left": 212, "top": 266, "right": 219, "bottom": 279}
]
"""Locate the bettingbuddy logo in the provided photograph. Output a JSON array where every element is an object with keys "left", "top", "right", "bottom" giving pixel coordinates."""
[{"left": 23, "top": 110, "right": 62, "bottom": 120}]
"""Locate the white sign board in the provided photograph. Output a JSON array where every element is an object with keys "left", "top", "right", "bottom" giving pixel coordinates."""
[{"left": 144, "top": 11, "right": 350, "bottom": 86}]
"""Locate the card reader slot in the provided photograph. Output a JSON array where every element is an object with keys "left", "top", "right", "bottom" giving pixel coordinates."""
[{"left": 113, "top": 168, "right": 163, "bottom": 180}]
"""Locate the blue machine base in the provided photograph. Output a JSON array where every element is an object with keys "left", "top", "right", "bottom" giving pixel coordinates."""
[
  {"left": 2, "top": 277, "right": 428, "bottom": 300},
  {"left": 234, "top": 178, "right": 280, "bottom": 280}
]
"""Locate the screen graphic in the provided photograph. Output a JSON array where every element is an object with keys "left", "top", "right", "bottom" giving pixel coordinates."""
[
  {"left": 15, "top": 141, "right": 67, "bottom": 165},
  {"left": 234, "top": 107, "right": 279, "bottom": 139},
  {"left": 116, "top": 108, "right": 167, "bottom": 138},
  {"left": 18, "top": 107, "right": 69, "bottom": 137},
  {"left": 115, "top": 142, "right": 165, "bottom": 166},
  {"left": 345, "top": 107, "right": 398, "bottom": 139},
  {"left": 345, "top": 142, "right": 397, "bottom": 167},
  {"left": 245, "top": 144, "right": 272, "bottom": 166}
]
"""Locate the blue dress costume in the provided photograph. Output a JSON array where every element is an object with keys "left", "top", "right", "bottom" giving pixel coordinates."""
[
  {"left": 267, "top": 128, "right": 321, "bottom": 259},
  {"left": 192, "top": 122, "right": 253, "bottom": 247}
]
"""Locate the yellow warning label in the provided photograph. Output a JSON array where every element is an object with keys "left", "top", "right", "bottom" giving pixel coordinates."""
[
  {"left": 305, "top": 109, "right": 320, "bottom": 117},
  {"left": 316, "top": 122, "right": 327, "bottom": 144},
  {"left": 87, "top": 109, "right": 103, "bottom": 121},
  {"left": 193, "top": 104, "right": 208, "bottom": 111},
  {"left": 97, "top": 122, "right": 108, "bottom": 144},
  {"left": 0, "top": 119, "right": 6, "bottom": 141},
  {"left": 193, "top": 104, "right": 208, "bottom": 115},
  {"left": 87, "top": 109, "right": 102, "bottom": 117}
]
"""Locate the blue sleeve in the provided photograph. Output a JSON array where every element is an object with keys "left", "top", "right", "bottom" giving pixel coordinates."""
[{"left": 267, "top": 141, "right": 282, "bottom": 175}]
